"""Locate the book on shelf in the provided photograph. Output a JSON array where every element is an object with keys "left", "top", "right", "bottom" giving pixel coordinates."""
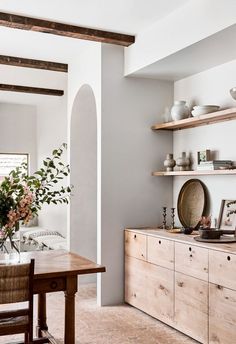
[
  {"left": 200, "top": 160, "right": 232, "bottom": 165},
  {"left": 197, "top": 164, "right": 232, "bottom": 170}
]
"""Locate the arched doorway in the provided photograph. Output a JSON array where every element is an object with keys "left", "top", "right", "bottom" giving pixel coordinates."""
[{"left": 70, "top": 84, "right": 97, "bottom": 283}]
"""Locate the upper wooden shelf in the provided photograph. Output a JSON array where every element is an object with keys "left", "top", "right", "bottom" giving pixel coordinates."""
[
  {"left": 152, "top": 170, "right": 236, "bottom": 177},
  {"left": 151, "top": 107, "right": 236, "bottom": 131}
]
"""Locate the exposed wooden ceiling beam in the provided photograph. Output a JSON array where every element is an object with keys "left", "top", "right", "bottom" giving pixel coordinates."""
[
  {"left": 0, "top": 12, "right": 135, "bottom": 47},
  {"left": 0, "top": 54, "right": 68, "bottom": 72},
  {"left": 0, "top": 84, "right": 64, "bottom": 96}
]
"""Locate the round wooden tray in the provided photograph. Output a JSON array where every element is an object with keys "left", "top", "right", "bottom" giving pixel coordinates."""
[
  {"left": 194, "top": 236, "right": 236, "bottom": 243},
  {"left": 177, "top": 179, "right": 207, "bottom": 229}
]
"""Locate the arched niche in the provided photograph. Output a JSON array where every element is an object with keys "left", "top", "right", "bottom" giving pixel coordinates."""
[{"left": 70, "top": 84, "right": 97, "bottom": 282}]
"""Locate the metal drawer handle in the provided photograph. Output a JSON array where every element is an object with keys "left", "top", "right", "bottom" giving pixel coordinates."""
[
  {"left": 159, "top": 240, "right": 161, "bottom": 244},
  {"left": 189, "top": 247, "right": 192, "bottom": 252},
  {"left": 227, "top": 256, "right": 231, "bottom": 261}
]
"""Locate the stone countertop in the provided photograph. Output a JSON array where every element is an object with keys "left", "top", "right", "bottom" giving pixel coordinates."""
[{"left": 125, "top": 227, "right": 236, "bottom": 254}]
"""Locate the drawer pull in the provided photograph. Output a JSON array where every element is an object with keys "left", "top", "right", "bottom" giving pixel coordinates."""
[
  {"left": 227, "top": 256, "right": 231, "bottom": 261},
  {"left": 177, "top": 281, "right": 184, "bottom": 288},
  {"left": 159, "top": 240, "right": 161, "bottom": 244},
  {"left": 190, "top": 254, "right": 193, "bottom": 258},
  {"left": 189, "top": 247, "right": 192, "bottom": 252},
  {"left": 50, "top": 281, "right": 58, "bottom": 290},
  {"left": 134, "top": 234, "right": 137, "bottom": 239}
]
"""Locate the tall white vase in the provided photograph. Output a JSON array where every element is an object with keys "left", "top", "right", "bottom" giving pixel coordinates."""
[{"left": 171, "top": 101, "right": 189, "bottom": 121}]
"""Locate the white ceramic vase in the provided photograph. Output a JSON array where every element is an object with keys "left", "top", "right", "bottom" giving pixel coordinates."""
[{"left": 171, "top": 101, "right": 189, "bottom": 121}]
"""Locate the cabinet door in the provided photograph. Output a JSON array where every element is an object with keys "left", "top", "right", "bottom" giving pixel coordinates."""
[
  {"left": 125, "top": 231, "right": 146, "bottom": 261},
  {"left": 125, "top": 255, "right": 147, "bottom": 312},
  {"left": 209, "top": 250, "right": 236, "bottom": 290},
  {"left": 175, "top": 272, "right": 208, "bottom": 343},
  {"left": 147, "top": 236, "right": 174, "bottom": 269},
  {"left": 175, "top": 242, "right": 208, "bottom": 281},
  {"left": 146, "top": 263, "right": 174, "bottom": 326},
  {"left": 125, "top": 256, "right": 174, "bottom": 325},
  {"left": 209, "top": 283, "right": 236, "bottom": 344}
]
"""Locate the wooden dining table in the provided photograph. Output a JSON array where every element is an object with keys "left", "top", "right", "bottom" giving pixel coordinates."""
[{"left": 14, "top": 250, "right": 106, "bottom": 344}]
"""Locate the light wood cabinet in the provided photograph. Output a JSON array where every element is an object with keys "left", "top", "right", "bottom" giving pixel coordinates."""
[
  {"left": 175, "top": 272, "right": 208, "bottom": 344},
  {"left": 209, "top": 283, "right": 236, "bottom": 344},
  {"left": 125, "top": 228, "right": 236, "bottom": 344},
  {"left": 147, "top": 235, "right": 174, "bottom": 269},
  {"left": 175, "top": 242, "right": 208, "bottom": 281}
]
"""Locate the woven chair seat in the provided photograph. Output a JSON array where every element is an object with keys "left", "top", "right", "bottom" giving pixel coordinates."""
[{"left": 0, "top": 315, "right": 28, "bottom": 327}]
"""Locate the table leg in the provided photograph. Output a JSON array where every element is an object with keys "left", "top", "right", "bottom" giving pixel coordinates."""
[
  {"left": 37, "top": 293, "right": 48, "bottom": 338},
  {"left": 64, "top": 276, "right": 78, "bottom": 344}
]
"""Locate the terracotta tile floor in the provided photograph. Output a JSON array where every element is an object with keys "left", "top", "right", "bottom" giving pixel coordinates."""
[{"left": 1, "top": 284, "right": 198, "bottom": 344}]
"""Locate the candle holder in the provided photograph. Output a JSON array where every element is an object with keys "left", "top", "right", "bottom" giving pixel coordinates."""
[
  {"left": 162, "top": 206, "right": 167, "bottom": 229},
  {"left": 170, "top": 207, "right": 175, "bottom": 229}
]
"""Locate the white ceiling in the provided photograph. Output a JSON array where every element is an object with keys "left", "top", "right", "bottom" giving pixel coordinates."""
[{"left": 0, "top": 0, "right": 190, "bottom": 35}]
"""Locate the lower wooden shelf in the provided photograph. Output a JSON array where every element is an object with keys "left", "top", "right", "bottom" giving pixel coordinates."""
[{"left": 152, "top": 170, "right": 236, "bottom": 176}]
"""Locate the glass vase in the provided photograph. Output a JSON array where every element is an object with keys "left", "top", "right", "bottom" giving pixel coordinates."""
[{"left": 0, "top": 231, "right": 21, "bottom": 264}]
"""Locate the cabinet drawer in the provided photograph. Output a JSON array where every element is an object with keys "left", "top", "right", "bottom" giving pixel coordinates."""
[
  {"left": 209, "top": 283, "right": 236, "bottom": 344},
  {"left": 209, "top": 250, "right": 236, "bottom": 290},
  {"left": 175, "top": 272, "right": 208, "bottom": 344},
  {"left": 147, "top": 236, "right": 174, "bottom": 269},
  {"left": 125, "top": 231, "right": 146, "bottom": 260},
  {"left": 175, "top": 242, "right": 208, "bottom": 281}
]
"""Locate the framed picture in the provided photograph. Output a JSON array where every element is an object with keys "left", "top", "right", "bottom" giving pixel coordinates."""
[
  {"left": 0, "top": 153, "right": 29, "bottom": 181},
  {"left": 218, "top": 199, "right": 236, "bottom": 230},
  {"left": 197, "top": 149, "right": 211, "bottom": 164}
]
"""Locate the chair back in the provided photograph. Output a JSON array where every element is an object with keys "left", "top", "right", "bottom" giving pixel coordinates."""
[{"left": 0, "top": 259, "right": 34, "bottom": 304}]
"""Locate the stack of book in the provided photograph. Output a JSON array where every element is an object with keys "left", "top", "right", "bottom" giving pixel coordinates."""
[{"left": 197, "top": 160, "right": 233, "bottom": 170}]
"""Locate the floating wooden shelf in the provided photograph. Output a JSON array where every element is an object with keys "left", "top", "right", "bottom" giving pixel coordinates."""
[
  {"left": 151, "top": 108, "right": 236, "bottom": 131},
  {"left": 152, "top": 170, "right": 236, "bottom": 176}
]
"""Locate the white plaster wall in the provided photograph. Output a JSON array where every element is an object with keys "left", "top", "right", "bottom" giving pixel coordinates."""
[
  {"left": 36, "top": 95, "right": 68, "bottom": 237},
  {"left": 0, "top": 103, "right": 37, "bottom": 174},
  {"left": 125, "top": 0, "right": 236, "bottom": 75},
  {"left": 173, "top": 59, "right": 236, "bottom": 226},
  {"left": 100, "top": 44, "right": 173, "bottom": 305},
  {"left": 66, "top": 42, "right": 102, "bottom": 287},
  {"left": 70, "top": 85, "right": 97, "bottom": 284}
]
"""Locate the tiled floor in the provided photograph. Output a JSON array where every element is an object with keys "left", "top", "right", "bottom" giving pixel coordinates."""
[{"left": 1, "top": 284, "right": 198, "bottom": 344}]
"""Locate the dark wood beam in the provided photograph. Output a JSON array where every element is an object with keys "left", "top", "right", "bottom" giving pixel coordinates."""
[
  {"left": 0, "top": 12, "right": 135, "bottom": 47},
  {"left": 0, "top": 55, "right": 68, "bottom": 72},
  {"left": 0, "top": 84, "right": 64, "bottom": 96}
]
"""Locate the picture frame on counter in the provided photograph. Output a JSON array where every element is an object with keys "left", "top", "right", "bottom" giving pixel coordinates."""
[{"left": 218, "top": 199, "right": 236, "bottom": 230}]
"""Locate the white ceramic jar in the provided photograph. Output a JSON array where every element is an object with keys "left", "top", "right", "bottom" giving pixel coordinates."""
[{"left": 171, "top": 101, "right": 189, "bottom": 121}]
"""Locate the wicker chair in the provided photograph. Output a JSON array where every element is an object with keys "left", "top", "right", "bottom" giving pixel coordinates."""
[{"left": 0, "top": 259, "right": 34, "bottom": 343}]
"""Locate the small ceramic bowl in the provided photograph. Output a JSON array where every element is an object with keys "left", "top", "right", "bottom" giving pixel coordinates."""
[
  {"left": 230, "top": 87, "right": 236, "bottom": 100},
  {"left": 191, "top": 106, "right": 220, "bottom": 117},
  {"left": 183, "top": 227, "right": 194, "bottom": 235}
]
